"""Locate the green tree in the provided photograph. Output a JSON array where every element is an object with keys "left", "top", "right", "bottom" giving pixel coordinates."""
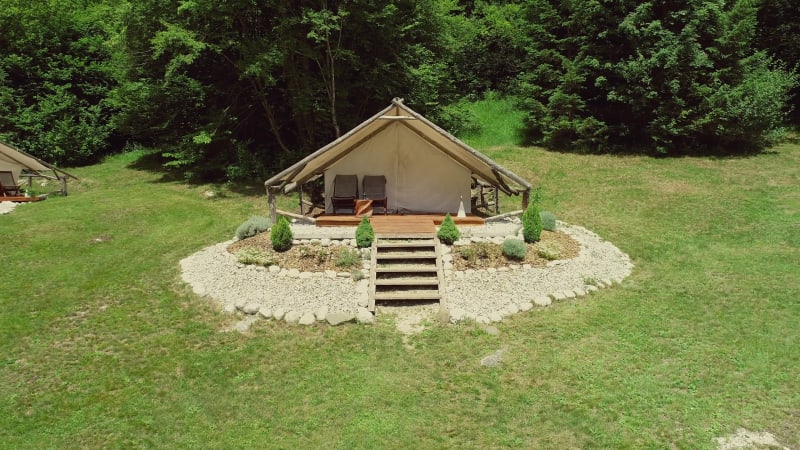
[
  {"left": 0, "top": 0, "right": 119, "bottom": 165},
  {"left": 516, "top": 0, "right": 797, "bottom": 154}
]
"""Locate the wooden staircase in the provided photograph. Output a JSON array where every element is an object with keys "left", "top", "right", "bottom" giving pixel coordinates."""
[{"left": 368, "top": 234, "right": 445, "bottom": 311}]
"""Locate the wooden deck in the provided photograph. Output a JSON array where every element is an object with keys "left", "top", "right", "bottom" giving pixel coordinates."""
[
  {"left": 316, "top": 214, "right": 484, "bottom": 234},
  {"left": 0, "top": 195, "right": 44, "bottom": 203}
]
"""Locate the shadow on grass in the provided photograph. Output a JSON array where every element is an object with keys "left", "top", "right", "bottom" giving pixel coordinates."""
[{"left": 125, "top": 149, "right": 265, "bottom": 196}]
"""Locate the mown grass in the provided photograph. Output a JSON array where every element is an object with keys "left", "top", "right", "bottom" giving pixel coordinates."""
[
  {"left": 1, "top": 128, "right": 799, "bottom": 447},
  {"left": 459, "top": 92, "right": 525, "bottom": 149}
]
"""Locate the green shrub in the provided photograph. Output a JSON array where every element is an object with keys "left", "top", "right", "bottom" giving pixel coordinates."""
[
  {"left": 540, "top": 211, "right": 557, "bottom": 232},
  {"left": 355, "top": 217, "right": 375, "bottom": 248},
  {"left": 502, "top": 238, "right": 526, "bottom": 260},
  {"left": 437, "top": 213, "right": 460, "bottom": 245},
  {"left": 522, "top": 203, "right": 543, "bottom": 243},
  {"left": 536, "top": 243, "right": 561, "bottom": 260},
  {"left": 334, "top": 247, "right": 361, "bottom": 268},
  {"left": 235, "top": 216, "right": 272, "bottom": 240},
  {"left": 299, "top": 245, "right": 328, "bottom": 264},
  {"left": 236, "top": 248, "right": 273, "bottom": 266},
  {"left": 270, "top": 216, "right": 293, "bottom": 252},
  {"left": 458, "top": 246, "right": 475, "bottom": 262}
]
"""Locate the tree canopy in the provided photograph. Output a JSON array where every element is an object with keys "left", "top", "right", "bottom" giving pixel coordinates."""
[{"left": 0, "top": 0, "right": 796, "bottom": 175}]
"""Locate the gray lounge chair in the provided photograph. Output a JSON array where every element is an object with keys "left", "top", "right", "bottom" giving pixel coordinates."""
[
  {"left": 331, "top": 174, "right": 358, "bottom": 214},
  {"left": 363, "top": 175, "right": 387, "bottom": 215},
  {"left": 0, "top": 171, "right": 21, "bottom": 196}
]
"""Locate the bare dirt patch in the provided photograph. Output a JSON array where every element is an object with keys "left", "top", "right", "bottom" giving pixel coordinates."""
[
  {"left": 716, "top": 428, "right": 789, "bottom": 450},
  {"left": 227, "top": 233, "right": 363, "bottom": 273},
  {"left": 452, "top": 230, "right": 580, "bottom": 270}
]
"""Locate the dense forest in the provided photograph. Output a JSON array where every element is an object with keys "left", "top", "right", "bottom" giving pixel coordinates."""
[{"left": 1, "top": 0, "right": 797, "bottom": 180}]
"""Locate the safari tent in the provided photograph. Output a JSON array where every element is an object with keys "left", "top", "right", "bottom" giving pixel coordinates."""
[
  {"left": 264, "top": 98, "right": 531, "bottom": 220},
  {"left": 0, "top": 141, "right": 76, "bottom": 197}
]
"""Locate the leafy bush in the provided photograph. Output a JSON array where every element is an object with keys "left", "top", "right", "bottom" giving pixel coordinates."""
[
  {"left": 236, "top": 248, "right": 273, "bottom": 266},
  {"left": 540, "top": 211, "right": 557, "bottom": 232},
  {"left": 437, "top": 213, "right": 460, "bottom": 245},
  {"left": 536, "top": 243, "right": 561, "bottom": 261},
  {"left": 522, "top": 203, "right": 543, "bottom": 243},
  {"left": 235, "top": 216, "right": 272, "bottom": 240},
  {"left": 270, "top": 216, "right": 293, "bottom": 252},
  {"left": 298, "top": 245, "right": 328, "bottom": 264},
  {"left": 355, "top": 217, "right": 375, "bottom": 248},
  {"left": 502, "top": 239, "right": 526, "bottom": 260},
  {"left": 334, "top": 247, "right": 361, "bottom": 268}
]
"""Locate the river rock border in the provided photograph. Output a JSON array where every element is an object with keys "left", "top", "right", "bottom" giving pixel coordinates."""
[{"left": 178, "top": 221, "right": 633, "bottom": 327}]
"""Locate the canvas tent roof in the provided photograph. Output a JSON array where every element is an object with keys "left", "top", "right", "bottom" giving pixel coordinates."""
[
  {"left": 0, "top": 140, "right": 77, "bottom": 194},
  {"left": 264, "top": 99, "right": 532, "bottom": 196}
]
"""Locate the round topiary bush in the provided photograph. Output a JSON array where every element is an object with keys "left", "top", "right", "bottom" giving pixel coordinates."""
[
  {"left": 235, "top": 216, "right": 272, "bottom": 240},
  {"left": 502, "top": 238, "right": 527, "bottom": 260},
  {"left": 522, "top": 203, "right": 543, "bottom": 243},
  {"left": 270, "top": 215, "right": 293, "bottom": 252},
  {"left": 437, "top": 213, "right": 460, "bottom": 245},
  {"left": 540, "top": 211, "right": 557, "bottom": 232},
  {"left": 355, "top": 216, "right": 375, "bottom": 248}
]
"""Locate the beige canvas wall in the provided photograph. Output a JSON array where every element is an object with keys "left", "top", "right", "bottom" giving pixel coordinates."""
[{"left": 324, "top": 122, "right": 472, "bottom": 214}]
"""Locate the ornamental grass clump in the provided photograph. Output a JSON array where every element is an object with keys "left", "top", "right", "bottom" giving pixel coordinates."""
[
  {"left": 437, "top": 213, "right": 460, "bottom": 245},
  {"left": 270, "top": 216, "right": 293, "bottom": 252},
  {"left": 236, "top": 248, "right": 273, "bottom": 266},
  {"left": 235, "top": 216, "right": 272, "bottom": 240},
  {"left": 334, "top": 247, "right": 361, "bottom": 268},
  {"left": 522, "top": 203, "right": 543, "bottom": 243},
  {"left": 355, "top": 217, "right": 374, "bottom": 248},
  {"left": 502, "top": 238, "right": 527, "bottom": 261},
  {"left": 540, "top": 211, "right": 557, "bottom": 232}
]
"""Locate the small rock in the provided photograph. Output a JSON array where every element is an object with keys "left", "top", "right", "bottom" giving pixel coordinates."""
[
  {"left": 223, "top": 304, "right": 237, "bottom": 314},
  {"left": 470, "top": 236, "right": 484, "bottom": 243},
  {"left": 506, "top": 303, "right": 520, "bottom": 315},
  {"left": 602, "top": 278, "right": 613, "bottom": 287},
  {"left": 268, "top": 265, "right": 281, "bottom": 273},
  {"left": 436, "top": 307, "right": 450, "bottom": 324},
  {"left": 440, "top": 246, "right": 452, "bottom": 255},
  {"left": 325, "top": 270, "right": 337, "bottom": 279},
  {"left": 315, "top": 306, "right": 328, "bottom": 321},
  {"left": 476, "top": 315, "right": 490, "bottom": 325},
  {"left": 356, "top": 294, "right": 369, "bottom": 308},
  {"left": 509, "top": 264, "right": 521, "bottom": 270},
  {"left": 336, "top": 272, "right": 351, "bottom": 278},
  {"left": 310, "top": 238, "right": 321, "bottom": 245},
  {"left": 489, "top": 312, "right": 503, "bottom": 323},
  {"left": 292, "top": 240, "right": 301, "bottom": 245},
  {"left": 519, "top": 301, "right": 534, "bottom": 311},
  {"left": 278, "top": 269, "right": 288, "bottom": 277},
  {"left": 573, "top": 288, "right": 587, "bottom": 297},
  {"left": 242, "top": 303, "right": 260, "bottom": 315},
  {"left": 487, "top": 267, "right": 497, "bottom": 274},
  {"left": 563, "top": 290, "right": 577, "bottom": 299},
  {"left": 497, "top": 267, "right": 510, "bottom": 272},
  {"left": 258, "top": 307, "right": 272, "bottom": 319},
  {"left": 299, "top": 271, "right": 313, "bottom": 279},
  {"left": 465, "top": 269, "right": 476, "bottom": 275},
  {"left": 443, "top": 262, "right": 453, "bottom": 270},
  {"left": 534, "top": 296, "right": 552, "bottom": 306},
  {"left": 480, "top": 349, "right": 504, "bottom": 367},
  {"left": 320, "top": 238, "right": 331, "bottom": 247},
  {"left": 299, "top": 312, "right": 316, "bottom": 326},
  {"left": 484, "top": 326, "right": 500, "bottom": 336},
  {"left": 273, "top": 308, "right": 286, "bottom": 320},
  {"left": 522, "top": 264, "right": 532, "bottom": 270},
  {"left": 284, "top": 310, "right": 301, "bottom": 323},
  {"left": 355, "top": 279, "right": 369, "bottom": 293},
  {"left": 233, "top": 317, "right": 256, "bottom": 333},
  {"left": 586, "top": 285, "right": 599, "bottom": 293},
  {"left": 449, "top": 308, "right": 465, "bottom": 323},
  {"left": 327, "top": 311, "right": 355, "bottom": 326},
  {"left": 356, "top": 307, "right": 374, "bottom": 324},
  {"left": 235, "top": 299, "right": 247, "bottom": 310},
  {"left": 288, "top": 268, "right": 301, "bottom": 278},
  {"left": 550, "top": 292, "right": 567, "bottom": 301}
]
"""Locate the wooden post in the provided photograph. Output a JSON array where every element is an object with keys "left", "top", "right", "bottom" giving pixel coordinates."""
[
  {"left": 60, "top": 177, "right": 68, "bottom": 196},
  {"left": 494, "top": 186, "right": 499, "bottom": 214},
  {"left": 522, "top": 189, "right": 530, "bottom": 211},
  {"left": 298, "top": 184, "right": 304, "bottom": 216},
  {"left": 267, "top": 186, "right": 277, "bottom": 223}
]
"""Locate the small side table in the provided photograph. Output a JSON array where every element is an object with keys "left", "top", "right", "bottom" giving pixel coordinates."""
[{"left": 354, "top": 198, "right": 373, "bottom": 217}]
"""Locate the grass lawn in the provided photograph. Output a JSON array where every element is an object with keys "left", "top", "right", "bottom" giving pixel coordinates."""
[{"left": 1, "top": 134, "right": 799, "bottom": 447}]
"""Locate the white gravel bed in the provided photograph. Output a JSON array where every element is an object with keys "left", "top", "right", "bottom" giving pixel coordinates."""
[
  {"left": 444, "top": 223, "right": 633, "bottom": 323},
  {"left": 179, "top": 221, "right": 633, "bottom": 327},
  {"left": 0, "top": 201, "right": 19, "bottom": 215}
]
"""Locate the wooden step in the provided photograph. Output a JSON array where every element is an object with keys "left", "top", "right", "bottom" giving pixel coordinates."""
[
  {"left": 376, "top": 252, "right": 436, "bottom": 260},
  {"left": 375, "top": 266, "right": 438, "bottom": 273},
  {"left": 375, "top": 278, "right": 439, "bottom": 286},
  {"left": 374, "top": 292, "right": 442, "bottom": 301},
  {"left": 376, "top": 241, "right": 435, "bottom": 248}
]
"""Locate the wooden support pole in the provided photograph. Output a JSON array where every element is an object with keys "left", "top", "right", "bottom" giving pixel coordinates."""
[
  {"left": 485, "top": 210, "right": 523, "bottom": 223},
  {"left": 276, "top": 209, "right": 316, "bottom": 224},
  {"left": 60, "top": 177, "right": 68, "bottom": 196},
  {"left": 522, "top": 189, "right": 530, "bottom": 211},
  {"left": 267, "top": 186, "right": 277, "bottom": 223},
  {"left": 494, "top": 186, "right": 499, "bottom": 214},
  {"left": 298, "top": 184, "right": 304, "bottom": 216}
]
